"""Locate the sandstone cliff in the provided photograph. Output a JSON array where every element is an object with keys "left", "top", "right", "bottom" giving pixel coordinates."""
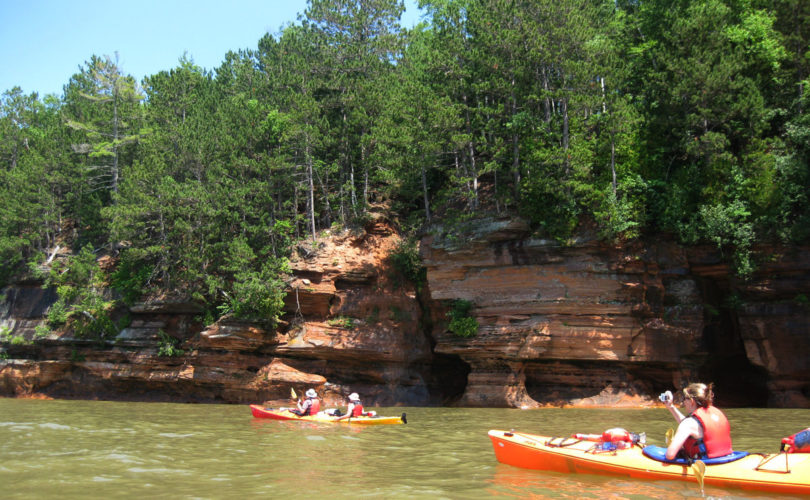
[
  {"left": 1, "top": 217, "right": 808, "bottom": 408},
  {"left": 421, "top": 218, "right": 810, "bottom": 408}
]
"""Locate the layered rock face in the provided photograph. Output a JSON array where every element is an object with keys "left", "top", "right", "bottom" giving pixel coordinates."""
[
  {"left": 1, "top": 216, "right": 808, "bottom": 408},
  {"left": 0, "top": 221, "right": 434, "bottom": 407},
  {"left": 420, "top": 218, "right": 810, "bottom": 408}
]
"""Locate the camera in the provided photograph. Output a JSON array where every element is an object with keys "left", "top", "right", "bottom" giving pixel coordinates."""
[{"left": 658, "top": 391, "right": 673, "bottom": 403}]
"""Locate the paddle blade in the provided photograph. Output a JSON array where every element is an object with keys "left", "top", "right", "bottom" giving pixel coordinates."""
[
  {"left": 290, "top": 387, "right": 297, "bottom": 400},
  {"left": 692, "top": 460, "right": 706, "bottom": 493},
  {"left": 665, "top": 428, "right": 674, "bottom": 445}
]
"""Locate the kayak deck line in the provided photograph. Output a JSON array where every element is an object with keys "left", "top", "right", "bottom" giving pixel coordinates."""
[{"left": 488, "top": 429, "right": 810, "bottom": 496}]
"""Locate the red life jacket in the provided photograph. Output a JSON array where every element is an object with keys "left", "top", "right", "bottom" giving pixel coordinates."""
[
  {"left": 601, "top": 428, "right": 632, "bottom": 443},
  {"left": 350, "top": 402, "right": 364, "bottom": 417},
  {"left": 300, "top": 398, "right": 320, "bottom": 416},
  {"left": 683, "top": 405, "right": 733, "bottom": 459}
]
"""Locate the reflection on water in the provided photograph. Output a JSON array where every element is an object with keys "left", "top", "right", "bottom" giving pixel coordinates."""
[{"left": 0, "top": 399, "right": 806, "bottom": 499}]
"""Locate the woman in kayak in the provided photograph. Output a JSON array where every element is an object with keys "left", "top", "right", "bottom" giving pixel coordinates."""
[
  {"left": 663, "top": 382, "right": 733, "bottom": 460},
  {"left": 292, "top": 388, "right": 321, "bottom": 416},
  {"left": 337, "top": 392, "right": 367, "bottom": 420}
]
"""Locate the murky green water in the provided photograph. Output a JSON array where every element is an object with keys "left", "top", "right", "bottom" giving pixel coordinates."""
[{"left": 1, "top": 399, "right": 807, "bottom": 499}]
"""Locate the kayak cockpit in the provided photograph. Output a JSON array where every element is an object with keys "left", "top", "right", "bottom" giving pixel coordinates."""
[{"left": 642, "top": 445, "right": 749, "bottom": 465}]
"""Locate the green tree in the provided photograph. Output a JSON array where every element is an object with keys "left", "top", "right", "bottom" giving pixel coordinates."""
[
  {"left": 304, "top": 0, "right": 406, "bottom": 222},
  {"left": 0, "top": 89, "right": 72, "bottom": 283},
  {"left": 64, "top": 54, "right": 145, "bottom": 195}
]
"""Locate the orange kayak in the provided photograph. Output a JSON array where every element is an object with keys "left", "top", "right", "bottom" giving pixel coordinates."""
[
  {"left": 489, "top": 429, "right": 810, "bottom": 496},
  {"left": 250, "top": 405, "right": 406, "bottom": 425}
]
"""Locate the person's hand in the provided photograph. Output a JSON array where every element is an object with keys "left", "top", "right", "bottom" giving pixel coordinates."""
[{"left": 659, "top": 391, "right": 674, "bottom": 407}]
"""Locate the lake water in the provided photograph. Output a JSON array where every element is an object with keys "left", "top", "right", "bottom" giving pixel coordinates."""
[{"left": 1, "top": 399, "right": 807, "bottom": 499}]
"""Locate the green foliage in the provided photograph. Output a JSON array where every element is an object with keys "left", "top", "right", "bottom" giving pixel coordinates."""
[
  {"left": 214, "top": 236, "right": 290, "bottom": 322},
  {"left": 389, "top": 238, "right": 427, "bottom": 290},
  {"left": 197, "top": 310, "right": 215, "bottom": 328},
  {"left": 591, "top": 183, "right": 643, "bottom": 243},
  {"left": 43, "top": 244, "right": 120, "bottom": 340},
  {"left": 447, "top": 299, "right": 478, "bottom": 338},
  {"left": 519, "top": 178, "right": 579, "bottom": 240},
  {"left": 326, "top": 316, "right": 356, "bottom": 330},
  {"left": 697, "top": 200, "right": 755, "bottom": 278},
  {"left": 109, "top": 251, "right": 151, "bottom": 305},
  {"left": 10, "top": 335, "right": 30, "bottom": 346},
  {"left": 46, "top": 300, "right": 71, "bottom": 328},
  {"left": 2, "top": 0, "right": 809, "bottom": 318},
  {"left": 156, "top": 330, "right": 184, "bottom": 357},
  {"left": 34, "top": 324, "right": 50, "bottom": 339}
]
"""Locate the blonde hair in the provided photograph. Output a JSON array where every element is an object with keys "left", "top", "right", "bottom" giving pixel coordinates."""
[{"left": 683, "top": 382, "right": 714, "bottom": 408}]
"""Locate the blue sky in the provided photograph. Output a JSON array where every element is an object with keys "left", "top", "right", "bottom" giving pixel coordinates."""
[{"left": 0, "top": 0, "right": 422, "bottom": 98}]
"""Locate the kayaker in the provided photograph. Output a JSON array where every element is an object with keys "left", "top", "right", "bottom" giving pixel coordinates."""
[
  {"left": 292, "top": 388, "right": 321, "bottom": 416},
  {"left": 337, "top": 392, "right": 367, "bottom": 420},
  {"left": 662, "top": 382, "right": 733, "bottom": 460}
]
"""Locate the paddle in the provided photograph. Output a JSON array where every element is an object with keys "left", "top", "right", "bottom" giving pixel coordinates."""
[
  {"left": 664, "top": 426, "right": 704, "bottom": 493},
  {"left": 692, "top": 459, "right": 706, "bottom": 495},
  {"left": 283, "top": 388, "right": 298, "bottom": 413}
]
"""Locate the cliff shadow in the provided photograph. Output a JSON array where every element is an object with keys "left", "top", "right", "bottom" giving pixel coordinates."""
[
  {"left": 697, "top": 278, "right": 770, "bottom": 407},
  {"left": 426, "top": 353, "right": 470, "bottom": 405}
]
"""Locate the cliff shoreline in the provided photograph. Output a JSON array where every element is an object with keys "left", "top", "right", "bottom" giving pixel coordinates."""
[{"left": 2, "top": 217, "right": 808, "bottom": 408}]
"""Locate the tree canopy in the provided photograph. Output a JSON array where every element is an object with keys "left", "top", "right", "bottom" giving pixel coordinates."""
[{"left": 1, "top": 0, "right": 808, "bottom": 324}]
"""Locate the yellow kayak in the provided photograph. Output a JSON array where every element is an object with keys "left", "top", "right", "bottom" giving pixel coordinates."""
[
  {"left": 250, "top": 405, "right": 406, "bottom": 425},
  {"left": 489, "top": 429, "right": 810, "bottom": 496}
]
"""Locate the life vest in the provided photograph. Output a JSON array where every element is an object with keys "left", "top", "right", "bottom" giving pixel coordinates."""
[
  {"left": 683, "top": 405, "right": 733, "bottom": 459},
  {"left": 781, "top": 428, "right": 810, "bottom": 453},
  {"left": 571, "top": 428, "right": 642, "bottom": 451},
  {"left": 602, "top": 428, "right": 633, "bottom": 443},
  {"left": 350, "top": 401, "right": 364, "bottom": 417},
  {"left": 300, "top": 397, "right": 320, "bottom": 416}
]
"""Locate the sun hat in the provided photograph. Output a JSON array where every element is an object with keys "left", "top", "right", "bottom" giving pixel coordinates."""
[
  {"left": 349, "top": 393, "right": 360, "bottom": 401},
  {"left": 305, "top": 389, "right": 317, "bottom": 398}
]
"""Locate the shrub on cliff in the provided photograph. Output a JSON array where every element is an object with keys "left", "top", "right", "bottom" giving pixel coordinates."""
[
  {"left": 42, "top": 244, "right": 120, "bottom": 341},
  {"left": 389, "top": 237, "right": 426, "bottom": 291},
  {"left": 447, "top": 299, "right": 478, "bottom": 338},
  {"left": 213, "top": 236, "right": 290, "bottom": 323},
  {"left": 157, "top": 330, "right": 185, "bottom": 357}
]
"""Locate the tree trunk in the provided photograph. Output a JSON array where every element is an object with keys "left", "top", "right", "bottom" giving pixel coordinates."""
[
  {"left": 610, "top": 131, "right": 617, "bottom": 193},
  {"left": 562, "top": 97, "right": 570, "bottom": 177},
  {"left": 421, "top": 157, "right": 431, "bottom": 224},
  {"left": 462, "top": 89, "right": 478, "bottom": 210},
  {"left": 542, "top": 65, "right": 551, "bottom": 123},
  {"left": 112, "top": 86, "right": 120, "bottom": 193},
  {"left": 306, "top": 140, "right": 316, "bottom": 241}
]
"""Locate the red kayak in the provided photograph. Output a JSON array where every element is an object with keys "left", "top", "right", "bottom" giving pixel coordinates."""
[{"left": 250, "top": 405, "right": 406, "bottom": 425}]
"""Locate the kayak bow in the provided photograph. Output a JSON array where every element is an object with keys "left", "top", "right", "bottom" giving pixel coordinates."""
[
  {"left": 489, "top": 429, "right": 810, "bottom": 496},
  {"left": 250, "top": 405, "right": 406, "bottom": 425}
]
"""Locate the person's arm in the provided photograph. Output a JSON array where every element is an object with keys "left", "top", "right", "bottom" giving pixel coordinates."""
[
  {"left": 665, "top": 418, "right": 699, "bottom": 460},
  {"left": 300, "top": 399, "right": 313, "bottom": 414},
  {"left": 665, "top": 396, "right": 686, "bottom": 423},
  {"left": 337, "top": 403, "right": 354, "bottom": 420}
]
